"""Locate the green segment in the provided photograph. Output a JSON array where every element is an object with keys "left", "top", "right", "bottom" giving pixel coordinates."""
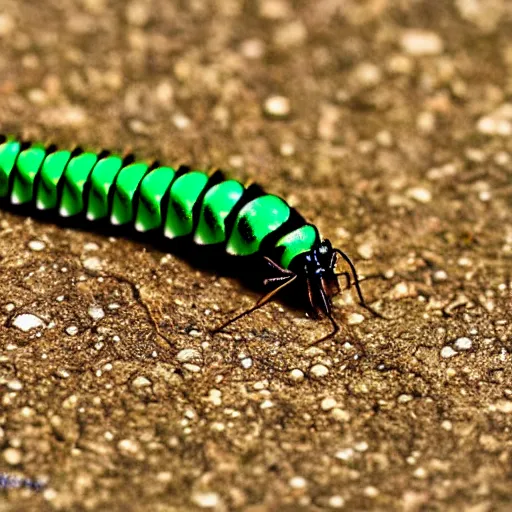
[
  {"left": 36, "top": 150, "right": 71, "bottom": 210},
  {"left": 0, "top": 139, "right": 21, "bottom": 198},
  {"left": 226, "top": 195, "right": 290, "bottom": 256},
  {"left": 194, "top": 180, "right": 244, "bottom": 245},
  {"left": 86, "top": 156, "right": 123, "bottom": 221},
  {"left": 12, "top": 144, "right": 46, "bottom": 204},
  {"left": 59, "top": 152, "right": 98, "bottom": 216},
  {"left": 164, "top": 171, "right": 208, "bottom": 239},
  {"left": 111, "top": 162, "right": 149, "bottom": 225},
  {"left": 135, "top": 166, "right": 175, "bottom": 232},
  {"left": 275, "top": 224, "right": 318, "bottom": 269}
]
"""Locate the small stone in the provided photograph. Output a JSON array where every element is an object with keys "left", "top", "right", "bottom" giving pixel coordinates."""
[
  {"left": 208, "top": 389, "right": 222, "bottom": 406},
  {"left": 12, "top": 313, "right": 44, "bottom": 332},
  {"left": 398, "top": 394, "right": 413, "bottom": 404},
  {"left": 310, "top": 364, "right": 329, "bottom": 378},
  {"left": 240, "top": 38, "right": 265, "bottom": 59},
  {"left": 454, "top": 337, "right": 472, "bottom": 351},
  {"left": 331, "top": 408, "right": 350, "bottom": 422},
  {"left": 83, "top": 257, "right": 102, "bottom": 271},
  {"left": 352, "top": 62, "right": 382, "bottom": 88},
  {"left": 413, "top": 467, "right": 427, "bottom": 479},
  {"left": 183, "top": 363, "right": 201, "bottom": 373},
  {"left": 364, "top": 486, "right": 379, "bottom": 498},
  {"left": 357, "top": 242, "right": 374, "bottom": 259},
  {"left": 177, "top": 348, "right": 202, "bottom": 363},
  {"left": 28, "top": 240, "right": 46, "bottom": 251},
  {"left": 328, "top": 495, "right": 346, "bottom": 508},
  {"left": 88, "top": 305, "right": 105, "bottom": 321},
  {"left": 335, "top": 448, "right": 354, "bottom": 461},
  {"left": 0, "top": 14, "right": 15, "bottom": 36},
  {"left": 441, "top": 420, "right": 452, "bottom": 431},
  {"left": 433, "top": 270, "right": 448, "bottom": 282},
  {"left": 66, "top": 326, "right": 78, "bottom": 336},
  {"left": 3, "top": 447, "right": 22, "bottom": 465},
  {"left": 354, "top": 441, "right": 369, "bottom": 452},
  {"left": 7, "top": 379, "right": 23, "bottom": 391},
  {"left": 132, "top": 376, "right": 152, "bottom": 388},
  {"left": 321, "top": 397, "right": 337, "bottom": 411},
  {"left": 172, "top": 113, "right": 191, "bottom": 130},
  {"left": 406, "top": 187, "right": 432, "bottom": 203},
  {"left": 441, "top": 346, "right": 457, "bottom": 358},
  {"left": 347, "top": 313, "right": 365, "bottom": 325},
  {"left": 192, "top": 491, "right": 220, "bottom": 508},
  {"left": 400, "top": 30, "right": 444, "bottom": 56},
  {"left": 260, "top": 399, "right": 274, "bottom": 409},
  {"left": 117, "top": 438, "right": 141, "bottom": 456},
  {"left": 289, "top": 476, "right": 307, "bottom": 489},
  {"left": 290, "top": 369, "right": 305, "bottom": 382},
  {"left": 259, "top": 0, "right": 291, "bottom": 19},
  {"left": 264, "top": 95, "right": 291, "bottom": 117},
  {"left": 241, "top": 357, "right": 253, "bottom": 369},
  {"left": 273, "top": 20, "right": 307, "bottom": 48}
]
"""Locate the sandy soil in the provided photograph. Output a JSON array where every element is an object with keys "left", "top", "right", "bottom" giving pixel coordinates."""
[{"left": 1, "top": 0, "right": 512, "bottom": 510}]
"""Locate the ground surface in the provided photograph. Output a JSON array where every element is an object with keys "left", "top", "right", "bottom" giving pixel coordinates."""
[{"left": 0, "top": 0, "right": 512, "bottom": 510}]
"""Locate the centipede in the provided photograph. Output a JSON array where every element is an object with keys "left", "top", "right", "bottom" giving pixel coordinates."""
[{"left": 0, "top": 135, "right": 378, "bottom": 342}]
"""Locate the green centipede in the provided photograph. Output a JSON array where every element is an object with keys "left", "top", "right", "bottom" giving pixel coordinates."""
[{"left": 0, "top": 135, "right": 375, "bottom": 341}]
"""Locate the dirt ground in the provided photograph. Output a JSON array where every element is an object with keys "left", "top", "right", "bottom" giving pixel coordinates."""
[{"left": 1, "top": 0, "right": 512, "bottom": 510}]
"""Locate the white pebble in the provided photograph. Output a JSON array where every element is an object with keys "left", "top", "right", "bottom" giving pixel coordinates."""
[
  {"left": 241, "top": 357, "right": 253, "bottom": 369},
  {"left": 7, "top": 379, "right": 23, "bottom": 391},
  {"left": 289, "top": 368, "right": 304, "bottom": 382},
  {"left": 177, "top": 348, "right": 202, "bottom": 363},
  {"left": 331, "top": 408, "right": 350, "bottom": 422},
  {"left": 88, "top": 305, "right": 105, "bottom": 321},
  {"left": 433, "top": 270, "right": 448, "bottom": 282},
  {"left": 406, "top": 187, "right": 432, "bottom": 203},
  {"left": 12, "top": 313, "right": 44, "bottom": 332},
  {"left": 208, "top": 389, "right": 222, "bottom": 406},
  {"left": 66, "top": 325, "right": 78, "bottom": 336},
  {"left": 132, "top": 376, "right": 152, "bottom": 388},
  {"left": 264, "top": 95, "right": 291, "bottom": 117},
  {"left": 357, "top": 242, "right": 374, "bottom": 259},
  {"left": 335, "top": 448, "right": 354, "bottom": 461},
  {"left": 400, "top": 30, "right": 444, "bottom": 56},
  {"left": 117, "top": 438, "right": 140, "bottom": 456},
  {"left": 441, "top": 346, "right": 457, "bottom": 358},
  {"left": 321, "top": 397, "right": 337, "bottom": 411},
  {"left": 328, "top": 495, "right": 346, "bottom": 508},
  {"left": 260, "top": 399, "right": 274, "bottom": 409},
  {"left": 454, "top": 337, "right": 472, "bottom": 351},
  {"left": 192, "top": 491, "right": 220, "bottom": 508},
  {"left": 28, "top": 240, "right": 46, "bottom": 251},
  {"left": 310, "top": 364, "right": 329, "bottom": 378},
  {"left": 3, "top": 447, "right": 22, "bottom": 465},
  {"left": 173, "top": 113, "right": 191, "bottom": 130},
  {"left": 354, "top": 441, "right": 369, "bottom": 452},
  {"left": 289, "top": 476, "right": 307, "bottom": 489},
  {"left": 83, "top": 257, "right": 102, "bottom": 271},
  {"left": 347, "top": 313, "right": 365, "bottom": 325}
]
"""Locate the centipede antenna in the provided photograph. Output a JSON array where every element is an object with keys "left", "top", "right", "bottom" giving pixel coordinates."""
[{"left": 334, "top": 248, "right": 384, "bottom": 319}]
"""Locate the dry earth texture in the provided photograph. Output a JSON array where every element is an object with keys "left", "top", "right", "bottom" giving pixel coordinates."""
[{"left": 1, "top": 0, "right": 512, "bottom": 511}]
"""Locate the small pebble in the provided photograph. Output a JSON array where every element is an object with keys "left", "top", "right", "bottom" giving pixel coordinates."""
[
  {"left": 88, "top": 305, "right": 105, "bottom": 321},
  {"left": 28, "top": 240, "right": 46, "bottom": 251},
  {"left": 335, "top": 448, "right": 354, "bottom": 461},
  {"left": 132, "top": 376, "right": 152, "bottom": 388},
  {"left": 3, "top": 447, "right": 22, "bottom": 465},
  {"left": 347, "top": 313, "right": 365, "bottom": 325},
  {"left": 289, "top": 476, "right": 307, "bottom": 489},
  {"left": 83, "top": 257, "right": 102, "bottom": 271},
  {"left": 310, "top": 364, "right": 329, "bottom": 378},
  {"left": 441, "top": 346, "right": 457, "bottom": 358},
  {"left": 290, "top": 369, "right": 305, "bottom": 382},
  {"left": 177, "top": 348, "right": 202, "bottom": 363},
  {"left": 400, "top": 29, "right": 444, "bottom": 56},
  {"left": 66, "top": 326, "right": 78, "bottom": 336},
  {"left": 454, "top": 337, "right": 472, "bottom": 351},
  {"left": 328, "top": 495, "right": 346, "bottom": 508},
  {"left": 208, "top": 389, "right": 222, "bottom": 406},
  {"left": 398, "top": 394, "right": 413, "bottom": 404},
  {"left": 241, "top": 357, "right": 253, "bottom": 369},
  {"left": 406, "top": 187, "right": 432, "bottom": 203},
  {"left": 321, "top": 397, "right": 337, "bottom": 411},
  {"left": 357, "top": 242, "right": 374, "bottom": 259},
  {"left": 364, "top": 486, "right": 380, "bottom": 498},
  {"left": 7, "top": 379, "right": 23, "bottom": 391},
  {"left": 331, "top": 408, "right": 350, "bottom": 422},
  {"left": 12, "top": 313, "right": 44, "bottom": 332},
  {"left": 117, "top": 439, "right": 141, "bottom": 456},
  {"left": 192, "top": 491, "right": 220, "bottom": 508},
  {"left": 264, "top": 95, "right": 291, "bottom": 117}
]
